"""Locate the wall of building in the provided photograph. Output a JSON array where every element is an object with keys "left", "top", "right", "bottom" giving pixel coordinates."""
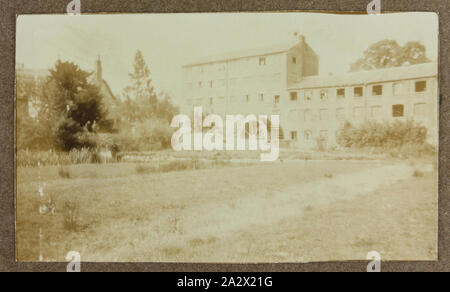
[
  {"left": 286, "top": 40, "right": 319, "bottom": 87},
  {"left": 182, "top": 52, "right": 289, "bottom": 117},
  {"left": 285, "top": 76, "right": 438, "bottom": 149},
  {"left": 181, "top": 40, "right": 437, "bottom": 150}
]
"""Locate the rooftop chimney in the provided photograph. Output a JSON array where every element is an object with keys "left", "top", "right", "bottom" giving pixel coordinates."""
[
  {"left": 96, "top": 56, "right": 103, "bottom": 83},
  {"left": 292, "top": 32, "right": 305, "bottom": 44}
]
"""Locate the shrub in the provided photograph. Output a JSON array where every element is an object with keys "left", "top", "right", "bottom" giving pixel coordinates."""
[
  {"left": 62, "top": 197, "right": 80, "bottom": 232},
  {"left": 337, "top": 120, "right": 430, "bottom": 149},
  {"left": 58, "top": 166, "right": 71, "bottom": 179},
  {"left": 115, "top": 118, "right": 175, "bottom": 152}
]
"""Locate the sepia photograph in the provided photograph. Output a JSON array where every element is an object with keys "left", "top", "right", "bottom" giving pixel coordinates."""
[{"left": 15, "top": 12, "right": 439, "bottom": 263}]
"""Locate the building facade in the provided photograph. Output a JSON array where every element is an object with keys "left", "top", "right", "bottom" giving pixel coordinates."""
[{"left": 181, "top": 35, "right": 438, "bottom": 149}]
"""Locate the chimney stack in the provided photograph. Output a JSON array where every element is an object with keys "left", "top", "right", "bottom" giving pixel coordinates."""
[
  {"left": 292, "top": 32, "right": 305, "bottom": 44},
  {"left": 96, "top": 56, "right": 103, "bottom": 83}
]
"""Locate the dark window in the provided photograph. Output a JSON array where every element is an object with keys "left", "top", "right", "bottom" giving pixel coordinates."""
[
  {"left": 392, "top": 104, "right": 404, "bottom": 117},
  {"left": 415, "top": 81, "right": 427, "bottom": 92},
  {"left": 320, "top": 90, "right": 328, "bottom": 101},
  {"left": 259, "top": 57, "right": 266, "bottom": 65},
  {"left": 278, "top": 128, "right": 284, "bottom": 140},
  {"left": 354, "top": 87, "right": 363, "bottom": 97},
  {"left": 337, "top": 88, "right": 345, "bottom": 98},
  {"left": 290, "top": 92, "right": 298, "bottom": 101},
  {"left": 274, "top": 95, "right": 280, "bottom": 104},
  {"left": 292, "top": 57, "right": 297, "bottom": 64},
  {"left": 372, "top": 85, "right": 383, "bottom": 96},
  {"left": 290, "top": 131, "right": 298, "bottom": 141}
]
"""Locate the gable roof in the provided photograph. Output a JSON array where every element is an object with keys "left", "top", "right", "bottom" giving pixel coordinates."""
[
  {"left": 100, "top": 79, "right": 116, "bottom": 101},
  {"left": 183, "top": 42, "right": 295, "bottom": 67},
  {"left": 289, "top": 62, "right": 438, "bottom": 90}
]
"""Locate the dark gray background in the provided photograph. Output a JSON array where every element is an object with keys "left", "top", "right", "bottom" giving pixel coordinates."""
[{"left": 1, "top": 0, "right": 448, "bottom": 272}]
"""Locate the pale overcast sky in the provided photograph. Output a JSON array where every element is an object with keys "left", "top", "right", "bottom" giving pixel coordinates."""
[{"left": 16, "top": 12, "right": 438, "bottom": 105}]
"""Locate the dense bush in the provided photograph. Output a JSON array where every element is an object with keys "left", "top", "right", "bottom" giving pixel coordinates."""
[
  {"left": 115, "top": 118, "right": 174, "bottom": 152},
  {"left": 337, "top": 120, "right": 428, "bottom": 149}
]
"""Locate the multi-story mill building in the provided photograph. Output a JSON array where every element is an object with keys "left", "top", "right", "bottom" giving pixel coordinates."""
[{"left": 181, "top": 35, "right": 438, "bottom": 149}]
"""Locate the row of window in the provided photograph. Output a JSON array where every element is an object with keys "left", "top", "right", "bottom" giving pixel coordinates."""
[
  {"left": 186, "top": 74, "right": 283, "bottom": 90},
  {"left": 287, "top": 103, "right": 427, "bottom": 122},
  {"left": 187, "top": 80, "right": 429, "bottom": 106},
  {"left": 290, "top": 80, "right": 428, "bottom": 102},
  {"left": 289, "top": 130, "right": 328, "bottom": 142},
  {"left": 184, "top": 54, "right": 284, "bottom": 77},
  {"left": 187, "top": 94, "right": 282, "bottom": 105},
  {"left": 288, "top": 103, "right": 424, "bottom": 142}
]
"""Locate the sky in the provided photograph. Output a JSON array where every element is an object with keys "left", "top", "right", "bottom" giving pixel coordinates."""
[{"left": 16, "top": 12, "right": 438, "bottom": 105}]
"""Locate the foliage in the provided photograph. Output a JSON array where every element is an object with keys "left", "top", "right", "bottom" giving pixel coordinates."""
[
  {"left": 17, "top": 148, "right": 100, "bottom": 167},
  {"left": 17, "top": 53, "right": 178, "bottom": 159},
  {"left": 62, "top": 197, "right": 80, "bottom": 231},
  {"left": 121, "top": 50, "right": 158, "bottom": 122},
  {"left": 337, "top": 120, "right": 429, "bottom": 149},
  {"left": 114, "top": 50, "right": 179, "bottom": 151},
  {"left": 119, "top": 51, "right": 178, "bottom": 122},
  {"left": 350, "top": 40, "right": 431, "bottom": 72},
  {"left": 115, "top": 118, "right": 174, "bottom": 151},
  {"left": 45, "top": 60, "right": 114, "bottom": 151}
]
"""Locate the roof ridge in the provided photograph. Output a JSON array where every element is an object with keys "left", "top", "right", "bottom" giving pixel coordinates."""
[
  {"left": 289, "top": 62, "right": 437, "bottom": 89},
  {"left": 183, "top": 41, "right": 296, "bottom": 67}
]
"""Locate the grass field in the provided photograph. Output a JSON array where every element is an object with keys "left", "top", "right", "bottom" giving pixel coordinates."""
[{"left": 16, "top": 158, "right": 438, "bottom": 262}]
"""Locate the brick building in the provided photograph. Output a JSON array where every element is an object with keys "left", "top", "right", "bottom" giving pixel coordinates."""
[{"left": 182, "top": 35, "right": 438, "bottom": 149}]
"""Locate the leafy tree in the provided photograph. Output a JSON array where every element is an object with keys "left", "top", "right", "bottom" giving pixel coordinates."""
[
  {"left": 116, "top": 51, "right": 179, "bottom": 151},
  {"left": 350, "top": 39, "right": 430, "bottom": 72},
  {"left": 42, "top": 60, "right": 113, "bottom": 151},
  {"left": 401, "top": 41, "right": 431, "bottom": 65},
  {"left": 122, "top": 50, "right": 158, "bottom": 121}
]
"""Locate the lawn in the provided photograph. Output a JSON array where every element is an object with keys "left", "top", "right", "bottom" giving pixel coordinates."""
[{"left": 16, "top": 158, "right": 437, "bottom": 262}]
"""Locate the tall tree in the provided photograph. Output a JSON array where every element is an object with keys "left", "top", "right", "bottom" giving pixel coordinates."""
[
  {"left": 350, "top": 39, "right": 430, "bottom": 72},
  {"left": 122, "top": 50, "right": 158, "bottom": 121}
]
